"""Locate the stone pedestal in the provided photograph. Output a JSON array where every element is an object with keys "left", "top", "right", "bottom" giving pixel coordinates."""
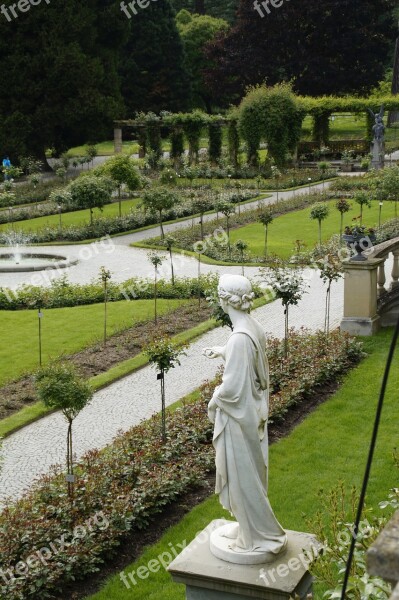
[
  {"left": 371, "top": 140, "right": 385, "bottom": 170},
  {"left": 340, "top": 258, "right": 384, "bottom": 336},
  {"left": 367, "top": 510, "right": 399, "bottom": 599},
  {"left": 114, "top": 127, "right": 123, "bottom": 154},
  {"left": 168, "top": 520, "right": 319, "bottom": 600}
]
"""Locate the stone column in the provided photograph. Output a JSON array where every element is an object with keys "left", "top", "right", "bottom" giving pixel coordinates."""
[
  {"left": 114, "top": 127, "right": 123, "bottom": 154},
  {"left": 340, "top": 258, "right": 385, "bottom": 336}
]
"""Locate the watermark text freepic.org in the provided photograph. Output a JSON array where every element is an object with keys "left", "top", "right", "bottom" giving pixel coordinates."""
[
  {"left": 119, "top": 520, "right": 227, "bottom": 589},
  {"left": 0, "top": 510, "right": 109, "bottom": 585},
  {"left": 259, "top": 518, "right": 374, "bottom": 587},
  {"left": 120, "top": 0, "right": 157, "bottom": 19},
  {"left": 1, "top": 0, "right": 50, "bottom": 22},
  {"left": 253, "top": 0, "right": 290, "bottom": 18}
]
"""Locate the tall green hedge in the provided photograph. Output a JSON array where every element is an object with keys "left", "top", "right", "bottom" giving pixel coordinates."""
[{"left": 238, "top": 83, "right": 304, "bottom": 167}]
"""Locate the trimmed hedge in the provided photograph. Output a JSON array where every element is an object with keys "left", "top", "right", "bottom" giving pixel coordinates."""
[
  {"left": 0, "top": 329, "right": 363, "bottom": 600},
  {"left": 0, "top": 274, "right": 220, "bottom": 310}
]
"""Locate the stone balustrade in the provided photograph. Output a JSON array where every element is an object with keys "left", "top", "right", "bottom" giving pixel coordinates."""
[
  {"left": 340, "top": 236, "right": 399, "bottom": 335},
  {"left": 367, "top": 510, "right": 399, "bottom": 599}
]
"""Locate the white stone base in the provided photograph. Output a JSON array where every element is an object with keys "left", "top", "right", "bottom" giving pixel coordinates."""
[
  {"left": 210, "top": 522, "right": 287, "bottom": 565},
  {"left": 168, "top": 519, "right": 319, "bottom": 600}
]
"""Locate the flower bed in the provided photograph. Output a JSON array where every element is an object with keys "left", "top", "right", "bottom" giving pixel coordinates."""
[
  {"left": 144, "top": 191, "right": 341, "bottom": 263},
  {"left": 0, "top": 180, "right": 64, "bottom": 209},
  {"left": 0, "top": 329, "right": 363, "bottom": 600},
  {"left": 0, "top": 189, "right": 258, "bottom": 244}
]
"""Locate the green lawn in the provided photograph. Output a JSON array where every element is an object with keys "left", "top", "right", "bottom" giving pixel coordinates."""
[
  {"left": 0, "top": 298, "right": 186, "bottom": 385},
  {"left": 86, "top": 328, "right": 399, "bottom": 600},
  {"left": 66, "top": 135, "right": 213, "bottom": 157},
  {"left": 301, "top": 113, "right": 399, "bottom": 143},
  {"left": 230, "top": 198, "right": 398, "bottom": 260},
  {"left": 67, "top": 116, "right": 399, "bottom": 159},
  {"left": 66, "top": 141, "right": 140, "bottom": 157},
  {"left": 0, "top": 198, "right": 142, "bottom": 234}
]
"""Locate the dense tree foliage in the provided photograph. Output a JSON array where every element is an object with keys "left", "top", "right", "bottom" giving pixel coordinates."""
[
  {"left": 0, "top": 0, "right": 129, "bottom": 161},
  {"left": 170, "top": 0, "right": 239, "bottom": 23},
  {"left": 121, "top": 0, "right": 190, "bottom": 116},
  {"left": 0, "top": 0, "right": 190, "bottom": 161},
  {"left": 176, "top": 10, "right": 229, "bottom": 110},
  {"left": 205, "top": 0, "right": 396, "bottom": 106}
]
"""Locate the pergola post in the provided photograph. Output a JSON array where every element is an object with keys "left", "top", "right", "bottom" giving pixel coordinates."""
[{"left": 114, "top": 127, "right": 123, "bottom": 154}]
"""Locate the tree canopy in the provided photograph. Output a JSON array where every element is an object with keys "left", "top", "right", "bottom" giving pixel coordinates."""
[
  {"left": 121, "top": 0, "right": 191, "bottom": 116},
  {"left": 0, "top": 0, "right": 129, "bottom": 161},
  {"left": 204, "top": 0, "right": 396, "bottom": 106},
  {"left": 176, "top": 11, "right": 229, "bottom": 110},
  {"left": 0, "top": 0, "right": 191, "bottom": 161},
  {"left": 170, "top": 0, "right": 239, "bottom": 23}
]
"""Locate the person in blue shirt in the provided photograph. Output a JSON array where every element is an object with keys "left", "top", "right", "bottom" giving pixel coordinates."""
[{"left": 2, "top": 156, "right": 11, "bottom": 181}]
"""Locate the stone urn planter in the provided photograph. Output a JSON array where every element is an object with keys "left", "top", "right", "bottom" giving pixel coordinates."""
[
  {"left": 343, "top": 230, "right": 376, "bottom": 261},
  {"left": 341, "top": 163, "right": 354, "bottom": 173}
]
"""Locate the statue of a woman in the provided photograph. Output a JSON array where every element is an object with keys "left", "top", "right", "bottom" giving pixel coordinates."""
[{"left": 203, "top": 274, "right": 287, "bottom": 564}]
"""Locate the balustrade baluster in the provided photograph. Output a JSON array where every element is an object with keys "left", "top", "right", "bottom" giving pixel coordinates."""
[
  {"left": 377, "top": 256, "right": 387, "bottom": 297},
  {"left": 390, "top": 249, "right": 399, "bottom": 290}
]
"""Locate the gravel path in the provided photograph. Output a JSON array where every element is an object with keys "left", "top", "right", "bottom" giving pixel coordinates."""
[
  {"left": 0, "top": 183, "right": 326, "bottom": 291},
  {"left": 0, "top": 178, "right": 354, "bottom": 506},
  {"left": 0, "top": 272, "right": 344, "bottom": 505}
]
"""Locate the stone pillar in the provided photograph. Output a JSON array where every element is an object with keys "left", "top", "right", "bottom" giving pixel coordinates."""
[
  {"left": 340, "top": 258, "right": 385, "bottom": 336},
  {"left": 114, "top": 127, "right": 123, "bottom": 154},
  {"left": 367, "top": 510, "right": 399, "bottom": 599},
  {"left": 168, "top": 520, "right": 319, "bottom": 600}
]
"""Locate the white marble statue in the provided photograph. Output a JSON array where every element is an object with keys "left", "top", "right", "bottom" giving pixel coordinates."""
[{"left": 203, "top": 274, "right": 287, "bottom": 565}]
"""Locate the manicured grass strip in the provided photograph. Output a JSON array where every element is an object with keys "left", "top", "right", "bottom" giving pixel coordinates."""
[
  {"left": 0, "top": 197, "right": 142, "bottom": 233},
  {"left": 229, "top": 199, "right": 398, "bottom": 260},
  {"left": 0, "top": 299, "right": 186, "bottom": 387},
  {"left": 90, "top": 318, "right": 217, "bottom": 390},
  {"left": 86, "top": 328, "right": 399, "bottom": 600},
  {"left": 0, "top": 317, "right": 213, "bottom": 440},
  {"left": 132, "top": 240, "right": 265, "bottom": 267},
  {"left": 134, "top": 195, "right": 395, "bottom": 265},
  {"left": 66, "top": 141, "right": 140, "bottom": 157},
  {"left": 174, "top": 177, "right": 337, "bottom": 191},
  {"left": 0, "top": 297, "right": 267, "bottom": 439}
]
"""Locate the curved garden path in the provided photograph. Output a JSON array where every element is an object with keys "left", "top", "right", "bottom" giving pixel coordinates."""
[
  {"left": 0, "top": 179, "right": 355, "bottom": 505},
  {"left": 1, "top": 183, "right": 327, "bottom": 290}
]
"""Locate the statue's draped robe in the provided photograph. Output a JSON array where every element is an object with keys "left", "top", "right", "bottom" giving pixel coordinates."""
[{"left": 211, "top": 318, "right": 287, "bottom": 554}]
